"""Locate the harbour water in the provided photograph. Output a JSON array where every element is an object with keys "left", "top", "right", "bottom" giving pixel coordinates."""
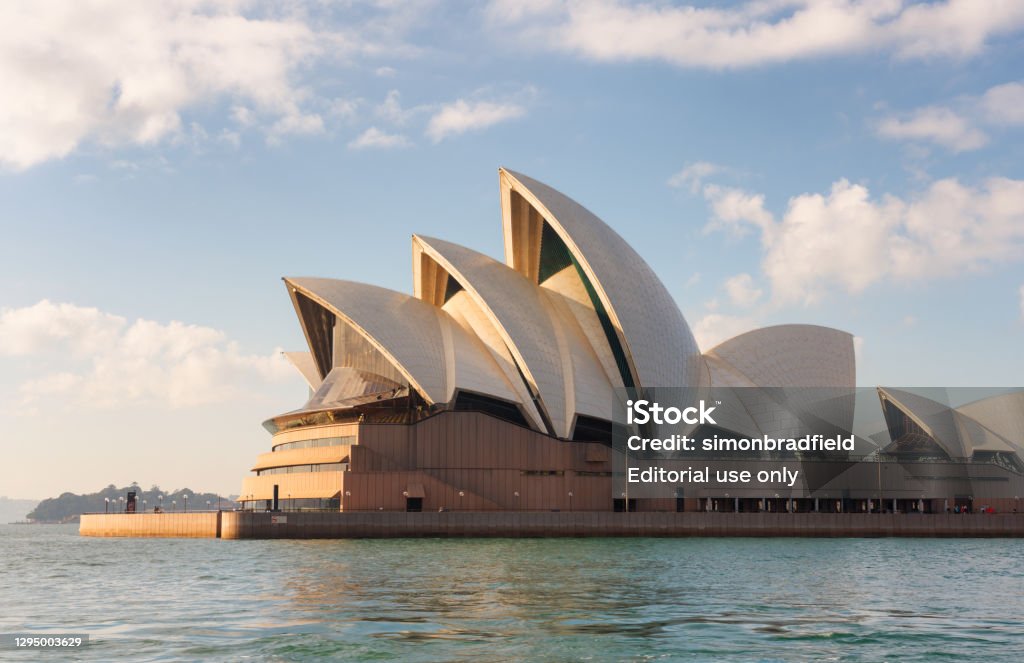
[{"left": 1, "top": 524, "right": 1021, "bottom": 661}]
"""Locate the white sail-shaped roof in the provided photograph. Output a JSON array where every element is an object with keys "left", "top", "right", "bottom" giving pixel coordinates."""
[
  {"left": 705, "top": 324, "right": 856, "bottom": 388},
  {"left": 499, "top": 168, "right": 705, "bottom": 394},
  {"left": 284, "top": 277, "right": 528, "bottom": 419},
  {"left": 283, "top": 351, "right": 323, "bottom": 391},
  {"left": 879, "top": 388, "right": 1024, "bottom": 460},
  {"left": 879, "top": 387, "right": 966, "bottom": 458},
  {"left": 413, "top": 235, "right": 615, "bottom": 437},
  {"left": 705, "top": 325, "right": 857, "bottom": 439},
  {"left": 268, "top": 170, "right": 872, "bottom": 444},
  {"left": 956, "top": 392, "right": 1024, "bottom": 453}
]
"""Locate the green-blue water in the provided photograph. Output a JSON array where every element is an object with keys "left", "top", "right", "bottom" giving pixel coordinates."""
[{"left": 1, "top": 524, "right": 1022, "bottom": 661}]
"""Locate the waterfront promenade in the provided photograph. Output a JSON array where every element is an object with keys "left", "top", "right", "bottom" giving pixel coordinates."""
[{"left": 80, "top": 511, "right": 1024, "bottom": 539}]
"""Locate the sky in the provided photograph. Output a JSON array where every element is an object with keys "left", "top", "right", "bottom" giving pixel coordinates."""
[{"left": 1, "top": 0, "right": 1023, "bottom": 500}]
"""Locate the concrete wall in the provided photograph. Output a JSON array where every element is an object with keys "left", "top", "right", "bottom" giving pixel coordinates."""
[
  {"left": 80, "top": 510, "right": 1024, "bottom": 539},
  {"left": 239, "top": 471, "right": 345, "bottom": 504},
  {"left": 80, "top": 512, "right": 220, "bottom": 538},
  {"left": 219, "top": 511, "right": 1024, "bottom": 539}
]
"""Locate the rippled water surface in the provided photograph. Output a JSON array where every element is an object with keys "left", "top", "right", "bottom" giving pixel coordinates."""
[{"left": 1, "top": 524, "right": 1022, "bottom": 661}]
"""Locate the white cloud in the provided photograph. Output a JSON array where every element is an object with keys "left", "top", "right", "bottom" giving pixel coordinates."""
[
  {"left": 874, "top": 79, "right": 1024, "bottom": 153},
  {"left": 348, "top": 127, "right": 411, "bottom": 150},
  {"left": 692, "top": 313, "right": 758, "bottom": 350},
  {"left": 231, "top": 105, "right": 258, "bottom": 128},
  {"left": 490, "top": 0, "right": 1024, "bottom": 69},
  {"left": 875, "top": 106, "right": 988, "bottom": 152},
  {"left": 703, "top": 176, "right": 1024, "bottom": 305},
  {"left": 982, "top": 81, "right": 1024, "bottom": 125},
  {"left": 426, "top": 99, "right": 525, "bottom": 142},
  {"left": 0, "top": 300, "right": 126, "bottom": 357},
  {"left": 375, "top": 66, "right": 397, "bottom": 77},
  {"left": 378, "top": 90, "right": 405, "bottom": 123},
  {"left": 328, "top": 98, "right": 360, "bottom": 121},
  {"left": 18, "top": 372, "right": 84, "bottom": 402},
  {"left": 0, "top": 2, "right": 381, "bottom": 170},
  {"left": 668, "top": 161, "right": 724, "bottom": 193},
  {"left": 486, "top": 0, "right": 562, "bottom": 23},
  {"left": 0, "top": 300, "right": 293, "bottom": 409},
  {"left": 375, "top": 89, "right": 429, "bottom": 126},
  {"left": 723, "top": 273, "right": 764, "bottom": 308},
  {"left": 267, "top": 108, "right": 326, "bottom": 145},
  {"left": 218, "top": 130, "right": 242, "bottom": 149},
  {"left": 702, "top": 184, "right": 774, "bottom": 236}
]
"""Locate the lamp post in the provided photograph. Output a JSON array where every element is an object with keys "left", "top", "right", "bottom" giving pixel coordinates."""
[
  {"left": 621, "top": 491, "right": 628, "bottom": 513},
  {"left": 287, "top": 493, "right": 291, "bottom": 512},
  {"left": 206, "top": 500, "right": 211, "bottom": 511},
  {"left": 119, "top": 496, "right": 124, "bottom": 513},
  {"left": 183, "top": 494, "right": 188, "bottom": 513},
  {"left": 142, "top": 499, "right": 147, "bottom": 512},
  {"left": 159, "top": 494, "right": 164, "bottom": 511},
  {"left": 568, "top": 491, "right": 574, "bottom": 512},
  {"left": 514, "top": 491, "right": 520, "bottom": 510},
  {"left": 171, "top": 500, "right": 176, "bottom": 512},
  {"left": 104, "top": 497, "right": 109, "bottom": 514},
  {"left": 458, "top": 490, "right": 465, "bottom": 511},
  {"left": 344, "top": 490, "right": 351, "bottom": 512}
]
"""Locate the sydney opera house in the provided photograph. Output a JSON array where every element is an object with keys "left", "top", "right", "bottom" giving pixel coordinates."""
[{"left": 238, "top": 168, "right": 1024, "bottom": 515}]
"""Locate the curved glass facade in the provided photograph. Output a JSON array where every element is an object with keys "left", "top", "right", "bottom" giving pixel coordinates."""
[
  {"left": 272, "top": 435, "right": 356, "bottom": 452},
  {"left": 256, "top": 462, "right": 347, "bottom": 476}
]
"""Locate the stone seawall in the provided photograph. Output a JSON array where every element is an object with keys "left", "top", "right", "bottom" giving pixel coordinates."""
[
  {"left": 81, "top": 511, "right": 1024, "bottom": 539},
  {"left": 80, "top": 512, "right": 220, "bottom": 538},
  {"left": 221, "top": 511, "right": 1024, "bottom": 539}
]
